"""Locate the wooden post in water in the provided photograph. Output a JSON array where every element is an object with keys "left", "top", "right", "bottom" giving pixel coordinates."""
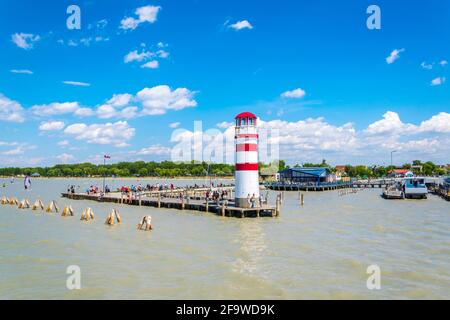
[
  {"left": 158, "top": 193, "right": 161, "bottom": 208},
  {"left": 301, "top": 193, "right": 304, "bottom": 206},
  {"left": 221, "top": 202, "right": 225, "bottom": 216},
  {"left": 205, "top": 198, "right": 209, "bottom": 212},
  {"left": 139, "top": 192, "right": 142, "bottom": 207},
  {"left": 181, "top": 192, "right": 185, "bottom": 210},
  {"left": 275, "top": 197, "right": 280, "bottom": 217}
]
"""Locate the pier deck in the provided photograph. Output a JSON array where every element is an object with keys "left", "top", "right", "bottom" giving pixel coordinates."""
[{"left": 61, "top": 191, "right": 278, "bottom": 218}]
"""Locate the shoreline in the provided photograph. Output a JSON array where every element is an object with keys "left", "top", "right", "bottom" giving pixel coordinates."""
[{"left": 0, "top": 176, "right": 235, "bottom": 180}]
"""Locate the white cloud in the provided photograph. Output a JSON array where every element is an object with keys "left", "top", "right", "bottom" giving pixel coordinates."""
[
  {"left": 1, "top": 144, "right": 35, "bottom": 156},
  {"left": 58, "top": 140, "right": 70, "bottom": 146},
  {"left": 419, "top": 112, "right": 450, "bottom": 133},
  {"left": 217, "top": 121, "right": 233, "bottom": 129},
  {"left": 281, "top": 88, "right": 306, "bottom": 99},
  {"left": 11, "top": 33, "right": 40, "bottom": 49},
  {"left": 124, "top": 50, "right": 153, "bottom": 63},
  {"left": 157, "top": 50, "right": 169, "bottom": 58},
  {"left": 365, "top": 111, "right": 416, "bottom": 135},
  {"left": 31, "top": 102, "right": 80, "bottom": 116},
  {"left": 136, "top": 144, "right": 171, "bottom": 156},
  {"left": 10, "top": 69, "right": 33, "bottom": 75},
  {"left": 386, "top": 48, "right": 405, "bottom": 64},
  {"left": 63, "top": 81, "right": 91, "bottom": 87},
  {"left": 74, "top": 108, "right": 95, "bottom": 117},
  {"left": 431, "top": 77, "right": 445, "bottom": 86},
  {"left": 229, "top": 20, "right": 253, "bottom": 30},
  {"left": 2, "top": 146, "right": 26, "bottom": 155},
  {"left": 97, "top": 105, "right": 138, "bottom": 119},
  {"left": 56, "top": 153, "right": 75, "bottom": 163},
  {"left": 420, "top": 62, "right": 433, "bottom": 70},
  {"left": 169, "top": 122, "right": 181, "bottom": 128},
  {"left": 107, "top": 93, "right": 133, "bottom": 107},
  {"left": 141, "top": 60, "right": 159, "bottom": 69},
  {"left": 0, "top": 94, "right": 25, "bottom": 123},
  {"left": 39, "top": 121, "right": 65, "bottom": 131},
  {"left": 137, "top": 85, "right": 197, "bottom": 115},
  {"left": 120, "top": 5, "right": 161, "bottom": 30},
  {"left": 64, "top": 121, "right": 135, "bottom": 147},
  {"left": 440, "top": 60, "right": 448, "bottom": 66}
]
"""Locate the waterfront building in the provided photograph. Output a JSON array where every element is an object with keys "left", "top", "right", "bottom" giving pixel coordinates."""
[
  {"left": 278, "top": 167, "right": 335, "bottom": 185},
  {"left": 234, "top": 112, "right": 260, "bottom": 207},
  {"left": 388, "top": 169, "right": 413, "bottom": 178}
]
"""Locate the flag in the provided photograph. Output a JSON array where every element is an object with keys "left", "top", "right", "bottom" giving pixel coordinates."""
[{"left": 104, "top": 155, "right": 111, "bottom": 159}]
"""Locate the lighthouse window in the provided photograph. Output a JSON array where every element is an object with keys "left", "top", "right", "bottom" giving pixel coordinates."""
[{"left": 249, "top": 118, "right": 253, "bottom": 125}]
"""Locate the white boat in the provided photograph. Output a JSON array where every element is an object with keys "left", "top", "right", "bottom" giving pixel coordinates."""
[
  {"left": 402, "top": 177, "right": 428, "bottom": 199},
  {"left": 382, "top": 183, "right": 404, "bottom": 199}
]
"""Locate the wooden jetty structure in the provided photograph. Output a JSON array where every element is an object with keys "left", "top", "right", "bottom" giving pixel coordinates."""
[
  {"left": 61, "top": 187, "right": 278, "bottom": 218},
  {"left": 266, "top": 179, "right": 396, "bottom": 191}
]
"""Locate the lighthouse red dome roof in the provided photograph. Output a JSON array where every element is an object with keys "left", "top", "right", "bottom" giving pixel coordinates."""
[{"left": 235, "top": 112, "right": 257, "bottom": 119}]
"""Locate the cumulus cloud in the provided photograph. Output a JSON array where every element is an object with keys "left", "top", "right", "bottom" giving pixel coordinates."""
[
  {"left": 124, "top": 49, "right": 154, "bottom": 63},
  {"left": 229, "top": 20, "right": 253, "bottom": 30},
  {"left": 11, "top": 33, "right": 40, "bottom": 49},
  {"left": 0, "top": 94, "right": 25, "bottom": 122},
  {"left": 169, "top": 122, "right": 181, "bottom": 128},
  {"left": 365, "top": 111, "right": 416, "bottom": 135},
  {"left": 74, "top": 108, "right": 95, "bottom": 117},
  {"left": 431, "top": 77, "right": 445, "bottom": 86},
  {"left": 281, "top": 88, "right": 306, "bottom": 99},
  {"left": 31, "top": 102, "right": 81, "bottom": 116},
  {"left": 63, "top": 81, "right": 91, "bottom": 87},
  {"left": 137, "top": 85, "right": 197, "bottom": 115},
  {"left": 419, "top": 112, "right": 450, "bottom": 133},
  {"left": 11, "top": 69, "right": 33, "bottom": 75},
  {"left": 440, "top": 60, "right": 448, "bottom": 66},
  {"left": 176, "top": 111, "right": 450, "bottom": 164},
  {"left": 107, "top": 94, "right": 133, "bottom": 107},
  {"left": 386, "top": 48, "right": 405, "bottom": 64},
  {"left": 56, "top": 153, "right": 75, "bottom": 163},
  {"left": 141, "top": 60, "right": 159, "bottom": 69},
  {"left": 136, "top": 144, "right": 171, "bottom": 156},
  {"left": 64, "top": 121, "right": 135, "bottom": 147},
  {"left": 39, "top": 121, "right": 65, "bottom": 131},
  {"left": 120, "top": 5, "right": 161, "bottom": 30}
]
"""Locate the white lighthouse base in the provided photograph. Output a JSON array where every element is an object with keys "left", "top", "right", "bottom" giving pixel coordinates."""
[{"left": 234, "top": 170, "right": 260, "bottom": 208}]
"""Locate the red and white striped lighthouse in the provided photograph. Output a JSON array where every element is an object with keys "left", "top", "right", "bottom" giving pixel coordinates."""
[{"left": 234, "top": 112, "right": 259, "bottom": 208}]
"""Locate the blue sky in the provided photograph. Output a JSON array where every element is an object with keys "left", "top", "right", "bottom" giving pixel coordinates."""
[{"left": 0, "top": 0, "right": 449, "bottom": 167}]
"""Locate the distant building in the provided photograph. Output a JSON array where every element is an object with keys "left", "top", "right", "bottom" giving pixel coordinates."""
[
  {"left": 335, "top": 165, "right": 346, "bottom": 173},
  {"left": 388, "top": 169, "right": 413, "bottom": 178},
  {"left": 278, "top": 167, "right": 335, "bottom": 184},
  {"left": 411, "top": 165, "right": 423, "bottom": 172}
]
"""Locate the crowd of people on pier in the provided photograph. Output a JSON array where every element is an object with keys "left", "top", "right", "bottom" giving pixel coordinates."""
[{"left": 65, "top": 182, "right": 268, "bottom": 209}]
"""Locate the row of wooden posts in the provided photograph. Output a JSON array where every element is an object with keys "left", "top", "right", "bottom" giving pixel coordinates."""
[{"left": 0, "top": 196, "right": 152, "bottom": 231}]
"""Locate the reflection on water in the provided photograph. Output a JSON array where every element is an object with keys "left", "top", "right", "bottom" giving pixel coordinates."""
[
  {"left": 232, "top": 221, "right": 267, "bottom": 275},
  {"left": 0, "top": 178, "right": 449, "bottom": 299}
]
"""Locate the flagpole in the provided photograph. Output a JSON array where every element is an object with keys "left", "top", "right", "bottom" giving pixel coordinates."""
[{"left": 103, "top": 156, "right": 106, "bottom": 193}]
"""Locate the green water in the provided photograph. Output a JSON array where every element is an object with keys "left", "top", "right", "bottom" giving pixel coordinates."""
[{"left": 0, "top": 178, "right": 449, "bottom": 299}]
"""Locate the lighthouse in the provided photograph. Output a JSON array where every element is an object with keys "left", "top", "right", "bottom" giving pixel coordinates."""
[{"left": 234, "top": 112, "right": 260, "bottom": 208}]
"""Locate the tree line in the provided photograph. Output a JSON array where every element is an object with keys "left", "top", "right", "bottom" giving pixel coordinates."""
[{"left": 0, "top": 159, "right": 446, "bottom": 178}]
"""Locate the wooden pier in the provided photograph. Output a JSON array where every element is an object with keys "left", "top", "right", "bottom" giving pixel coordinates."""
[
  {"left": 266, "top": 180, "right": 396, "bottom": 191},
  {"left": 61, "top": 190, "right": 278, "bottom": 218}
]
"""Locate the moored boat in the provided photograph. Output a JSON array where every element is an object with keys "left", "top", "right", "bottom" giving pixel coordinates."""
[{"left": 402, "top": 177, "right": 428, "bottom": 199}]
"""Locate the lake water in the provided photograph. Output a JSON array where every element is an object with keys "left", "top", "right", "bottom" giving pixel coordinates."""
[{"left": 0, "top": 178, "right": 449, "bottom": 299}]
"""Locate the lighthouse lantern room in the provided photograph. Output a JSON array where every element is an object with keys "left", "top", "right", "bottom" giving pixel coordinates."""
[{"left": 234, "top": 112, "right": 260, "bottom": 208}]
